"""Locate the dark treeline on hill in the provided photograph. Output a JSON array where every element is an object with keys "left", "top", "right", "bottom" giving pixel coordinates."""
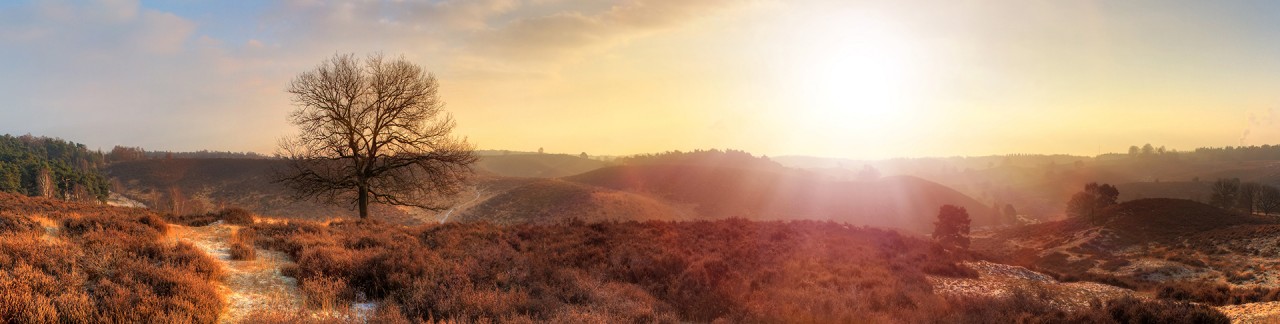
[
  {"left": 1110, "top": 143, "right": 1280, "bottom": 162},
  {"left": 617, "top": 149, "right": 783, "bottom": 170},
  {"left": 106, "top": 145, "right": 271, "bottom": 162},
  {"left": 1191, "top": 145, "right": 1280, "bottom": 161},
  {"left": 0, "top": 134, "right": 109, "bottom": 201}
]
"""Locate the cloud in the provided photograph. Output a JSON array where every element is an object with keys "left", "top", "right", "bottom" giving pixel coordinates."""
[
  {"left": 264, "top": 0, "right": 748, "bottom": 76},
  {"left": 468, "top": 0, "right": 743, "bottom": 66},
  {"left": 0, "top": 0, "right": 749, "bottom": 153}
]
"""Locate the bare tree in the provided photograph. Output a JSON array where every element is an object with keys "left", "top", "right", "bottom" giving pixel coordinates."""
[
  {"left": 1066, "top": 182, "right": 1119, "bottom": 222},
  {"left": 277, "top": 53, "right": 477, "bottom": 219},
  {"left": 1239, "top": 182, "right": 1262, "bottom": 214},
  {"left": 1210, "top": 178, "right": 1241, "bottom": 210},
  {"left": 1259, "top": 185, "right": 1280, "bottom": 215}
]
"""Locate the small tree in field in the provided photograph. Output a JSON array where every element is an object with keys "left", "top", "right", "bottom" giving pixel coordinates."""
[
  {"left": 277, "top": 53, "right": 477, "bottom": 219},
  {"left": 1209, "top": 178, "right": 1241, "bottom": 210},
  {"left": 1259, "top": 185, "right": 1280, "bottom": 215},
  {"left": 1002, "top": 204, "right": 1018, "bottom": 224},
  {"left": 1066, "top": 182, "right": 1119, "bottom": 222},
  {"left": 1239, "top": 182, "right": 1262, "bottom": 214},
  {"left": 933, "top": 205, "right": 971, "bottom": 250}
]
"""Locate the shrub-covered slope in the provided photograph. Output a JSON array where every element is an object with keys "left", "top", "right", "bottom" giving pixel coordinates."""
[
  {"left": 0, "top": 192, "right": 224, "bottom": 322},
  {"left": 567, "top": 165, "right": 1002, "bottom": 233}
]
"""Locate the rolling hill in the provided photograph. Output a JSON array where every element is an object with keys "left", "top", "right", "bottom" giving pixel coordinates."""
[
  {"left": 454, "top": 179, "right": 693, "bottom": 224},
  {"left": 475, "top": 153, "right": 607, "bottom": 178},
  {"left": 566, "top": 164, "right": 1003, "bottom": 233},
  {"left": 975, "top": 198, "right": 1280, "bottom": 303},
  {"left": 106, "top": 158, "right": 420, "bottom": 223}
]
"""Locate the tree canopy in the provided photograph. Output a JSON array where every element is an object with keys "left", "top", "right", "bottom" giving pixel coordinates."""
[
  {"left": 933, "top": 205, "right": 971, "bottom": 250},
  {"left": 277, "top": 53, "right": 476, "bottom": 219},
  {"left": 0, "top": 134, "right": 109, "bottom": 201},
  {"left": 1066, "top": 182, "right": 1119, "bottom": 222}
]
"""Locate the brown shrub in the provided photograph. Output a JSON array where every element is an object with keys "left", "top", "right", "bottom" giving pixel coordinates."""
[
  {"left": 941, "top": 292, "right": 1228, "bottom": 323},
  {"left": 255, "top": 219, "right": 976, "bottom": 322},
  {"left": 230, "top": 228, "right": 257, "bottom": 260},
  {"left": 166, "top": 207, "right": 256, "bottom": 227},
  {"left": 218, "top": 207, "right": 255, "bottom": 226},
  {"left": 230, "top": 242, "right": 255, "bottom": 261},
  {"left": 1157, "top": 281, "right": 1280, "bottom": 305},
  {"left": 302, "top": 276, "right": 348, "bottom": 311},
  {"left": 0, "top": 194, "right": 226, "bottom": 322}
]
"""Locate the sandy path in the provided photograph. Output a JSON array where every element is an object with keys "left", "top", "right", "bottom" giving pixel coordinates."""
[{"left": 169, "top": 222, "right": 306, "bottom": 323}]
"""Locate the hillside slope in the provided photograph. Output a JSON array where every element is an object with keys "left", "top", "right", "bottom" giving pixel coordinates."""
[
  {"left": 475, "top": 154, "right": 606, "bottom": 178},
  {"left": 455, "top": 179, "right": 692, "bottom": 224},
  {"left": 975, "top": 198, "right": 1280, "bottom": 305},
  {"left": 566, "top": 165, "right": 1001, "bottom": 233},
  {"left": 106, "top": 159, "right": 418, "bottom": 223}
]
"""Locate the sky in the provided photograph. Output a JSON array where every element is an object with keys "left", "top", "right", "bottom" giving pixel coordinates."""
[{"left": 1, "top": 0, "right": 1280, "bottom": 159}]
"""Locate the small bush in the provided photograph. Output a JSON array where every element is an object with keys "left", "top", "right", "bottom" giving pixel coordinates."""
[
  {"left": 302, "top": 276, "right": 348, "bottom": 311},
  {"left": 229, "top": 228, "right": 258, "bottom": 260},
  {"left": 230, "top": 242, "right": 255, "bottom": 261},
  {"left": 0, "top": 194, "right": 226, "bottom": 322},
  {"left": 218, "top": 208, "right": 255, "bottom": 226}
]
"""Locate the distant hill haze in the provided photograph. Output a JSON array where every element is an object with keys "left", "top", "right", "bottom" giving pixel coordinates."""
[
  {"left": 566, "top": 164, "right": 1003, "bottom": 233},
  {"left": 474, "top": 153, "right": 606, "bottom": 178},
  {"left": 105, "top": 159, "right": 422, "bottom": 223},
  {"left": 105, "top": 156, "right": 999, "bottom": 233}
]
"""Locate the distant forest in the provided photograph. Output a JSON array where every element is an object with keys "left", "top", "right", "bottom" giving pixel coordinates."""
[
  {"left": 0, "top": 134, "right": 273, "bottom": 202},
  {"left": 1105, "top": 144, "right": 1280, "bottom": 162},
  {"left": 106, "top": 146, "right": 271, "bottom": 161},
  {"left": 0, "top": 134, "right": 109, "bottom": 201},
  {"left": 617, "top": 149, "right": 783, "bottom": 170}
]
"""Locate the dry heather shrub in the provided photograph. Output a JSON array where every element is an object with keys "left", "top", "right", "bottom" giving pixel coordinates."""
[
  {"left": 138, "top": 214, "right": 169, "bottom": 235},
  {"left": 219, "top": 207, "right": 256, "bottom": 226},
  {"left": 230, "top": 242, "right": 255, "bottom": 261},
  {"left": 0, "top": 195, "right": 227, "bottom": 323},
  {"left": 230, "top": 228, "right": 257, "bottom": 260},
  {"left": 303, "top": 276, "right": 348, "bottom": 311},
  {"left": 0, "top": 212, "right": 42, "bottom": 234}
]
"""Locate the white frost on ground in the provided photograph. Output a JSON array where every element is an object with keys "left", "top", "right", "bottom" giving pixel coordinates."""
[
  {"left": 928, "top": 261, "right": 1133, "bottom": 312},
  {"left": 106, "top": 192, "right": 148, "bottom": 208},
  {"left": 170, "top": 222, "right": 307, "bottom": 323}
]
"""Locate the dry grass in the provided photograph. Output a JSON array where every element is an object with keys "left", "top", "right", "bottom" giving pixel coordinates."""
[
  {"left": 249, "top": 217, "right": 1226, "bottom": 323},
  {"left": 0, "top": 192, "right": 225, "bottom": 322}
]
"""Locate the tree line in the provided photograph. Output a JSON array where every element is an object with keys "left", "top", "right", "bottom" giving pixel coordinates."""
[
  {"left": 1209, "top": 178, "right": 1280, "bottom": 215},
  {"left": 616, "top": 149, "right": 783, "bottom": 170},
  {"left": 0, "top": 134, "right": 110, "bottom": 201},
  {"left": 107, "top": 146, "right": 270, "bottom": 162},
  {"left": 1121, "top": 143, "right": 1280, "bottom": 162}
]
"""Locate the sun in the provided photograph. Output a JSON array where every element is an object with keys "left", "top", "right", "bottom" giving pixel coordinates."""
[{"left": 772, "top": 13, "right": 921, "bottom": 141}]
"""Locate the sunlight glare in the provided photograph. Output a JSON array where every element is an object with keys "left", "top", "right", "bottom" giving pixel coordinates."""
[{"left": 775, "top": 13, "right": 921, "bottom": 141}]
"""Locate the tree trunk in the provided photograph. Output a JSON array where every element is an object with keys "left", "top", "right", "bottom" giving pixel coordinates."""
[{"left": 358, "top": 186, "right": 369, "bottom": 219}]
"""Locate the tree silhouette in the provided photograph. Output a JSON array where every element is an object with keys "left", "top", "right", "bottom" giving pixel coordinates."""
[
  {"left": 1239, "top": 182, "right": 1262, "bottom": 214},
  {"left": 1066, "top": 182, "right": 1119, "bottom": 222},
  {"left": 1002, "top": 204, "right": 1018, "bottom": 223},
  {"left": 1209, "top": 178, "right": 1241, "bottom": 210},
  {"left": 277, "top": 53, "right": 476, "bottom": 219},
  {"left": 1259, "top": 185, "right": 1280, "bottom": 215},
  {"left": 933, "top": 205, "right": 971, "bottom": 250}
]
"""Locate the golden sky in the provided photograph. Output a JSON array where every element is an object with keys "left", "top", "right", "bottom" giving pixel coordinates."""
[{"left": 2, "top": 1, "right": 1278, "bottom": 158}]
